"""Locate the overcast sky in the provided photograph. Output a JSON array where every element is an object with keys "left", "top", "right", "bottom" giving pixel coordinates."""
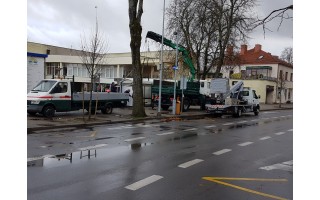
[{"left": 27, "top": 0, "right": 293, "bottom": 56}]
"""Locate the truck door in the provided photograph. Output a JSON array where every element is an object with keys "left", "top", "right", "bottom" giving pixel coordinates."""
[
  {"left": 50, "top": 82, "right": 72, "bottom": 111},
  {"left": 252, "top": 90, "right": 259, "bottom": 106}
]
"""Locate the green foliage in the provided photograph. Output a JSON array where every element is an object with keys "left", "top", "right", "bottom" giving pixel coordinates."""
[{"left": 230, "top": 73, "right": 241, "bottom": 79}]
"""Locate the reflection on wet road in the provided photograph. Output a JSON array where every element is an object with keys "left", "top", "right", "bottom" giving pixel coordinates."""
[{"left": 28, "top": 110, "right": 293, "bottom": 200}]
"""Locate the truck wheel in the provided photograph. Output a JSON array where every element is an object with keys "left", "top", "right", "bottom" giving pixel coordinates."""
[
  {"left": 183, "top": 99, "right": 190, "bottom": 111},
  {"left": 42, "top": 105, "right": 55, "bottom": 118},
  {"left": 102, "top": 103, "right": 113, "bottom": 114},
  {"left": 236, "top": 108, "right": 242, "bottom": 117},
  {"left": 254, "top": 107, "right": 260, "bottom": 116}
]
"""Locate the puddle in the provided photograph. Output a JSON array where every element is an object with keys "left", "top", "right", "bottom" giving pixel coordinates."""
[
  {"left": 172, "top": 133, "right": 198, "bottom": 141},
  {"left": 95, "top": 137, "right": 114, "bottom": 140}
]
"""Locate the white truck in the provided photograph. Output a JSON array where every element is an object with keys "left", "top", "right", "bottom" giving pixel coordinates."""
[
  {"left": 205, "top": 78, "right": 260, "bottom": 117},
  {"left": 27, "top": 79, "right": 129, "bottom": 117}
]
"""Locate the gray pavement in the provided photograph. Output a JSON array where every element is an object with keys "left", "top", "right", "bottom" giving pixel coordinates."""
[{"left": 27, "top": 103, "right": 293, "bottom": 132}]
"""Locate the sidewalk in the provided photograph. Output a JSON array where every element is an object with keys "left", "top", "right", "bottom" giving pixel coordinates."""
[{"left": 27, "top": 103, "right": 293, "bottom": 133}]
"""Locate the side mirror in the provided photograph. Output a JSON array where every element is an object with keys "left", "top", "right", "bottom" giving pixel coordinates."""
[{"left": 258, "top": 95, "right": 261, "bottom": 99}]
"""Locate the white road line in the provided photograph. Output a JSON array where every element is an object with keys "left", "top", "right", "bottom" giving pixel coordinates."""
[
  {"left": 205, "top": 125, "right": 216, "bottom": 128},
  {"left": 108, "top": 125, "right": 136, "bottom": 130},
  {"left": 213, "top": 149, "right": 232, "bottom": 155},
  {"left": 27, "top": 154, "right": 53, "bottom": 162},
  {"left": 251, "top": 119, "right": 259, "bottom": 122},
  {"left": 237, "top": 121, "right": 248, "bottom": 124},
  {"left": 260, "top": 160, "right": 293, "bottom": 172},
  {"left": 183, "top": 128, "right": 197, "bottom": 131},
  {"left": 282, "top": 160, "right": 293, "bottom": 166},
  {"left": 178, "top": 159, "right": 204, "bottom": 168},
  {"left": 238, "top": 142, "right": 253, "bottom": 146},
  {"left": 280, "top": 116, "right": 286, "bottom": 118},
  {"left": 125, "top": 175, "right": 163, "bottom": 191},
  {"left": 78, "top": 144, "right": 107, "bottom": 151},
  {"left": 157, "top": 132, "right": 175, "bottom": 136},
  {"left": 124, "top": 137, "right": 146, "bottom": 142},
  {"left": 272, "top": 117, "right": 279, "bottom": 119},
  {"left": 274, "top": 132, "right": 286, "bottom": 135},
  {"left": 259, "top": 136, "right": 271, "bottom": 140},
  {"left": 223, "top": 122, "right": 234, "bottom": 126},
  {"left": 287, "top": 129, "right": 293, "bottom": 132}
]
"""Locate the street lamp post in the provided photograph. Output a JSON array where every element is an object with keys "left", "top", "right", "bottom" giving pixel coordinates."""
[
  {"left": 157, "top": 0, "right": 166, "bottom": 117},
  {"left": 172, "top": 32, "right": 178, "bottom": 115}
]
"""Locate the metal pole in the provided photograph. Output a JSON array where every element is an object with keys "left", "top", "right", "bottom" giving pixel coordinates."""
[
  {"left": 181, "top": 75, "right": 184, "bottom": 114},
  {"left": 157, "top": 0, "right": 166, "bottom": 116},
  {"left": 172, "top": 32, "right": 178, "bottom": 115}
]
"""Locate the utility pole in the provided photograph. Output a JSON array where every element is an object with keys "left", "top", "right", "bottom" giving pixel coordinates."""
[
  {"left": 157, "top": 0, "right": 165, "bottom": 117},
  {"left": 172, "top": 32, "right": 178, "bottom": 115}
]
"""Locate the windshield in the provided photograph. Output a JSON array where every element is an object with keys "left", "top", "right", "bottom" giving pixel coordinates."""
[{"left": 31, "top": 80, "right": 57, "bottom": 92}]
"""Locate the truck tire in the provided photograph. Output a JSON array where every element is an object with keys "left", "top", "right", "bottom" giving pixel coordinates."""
[
  {"left": 254, "top": 106, "right": 260, "bottom": 116},
  {"left": 182, "top": 98, "right": 190, "bottom": 111},
  {"left": 233, "top": 106, "right": 241, "bottom": 118},
  {"left": 42, "top": 105, "right": 55, "bottom": 118},
  {"left": 236, "top": 108, "right": 242, "bottom": 117},
  {"left": 101, "top": 103, "right": 113, "bottom": 114}
]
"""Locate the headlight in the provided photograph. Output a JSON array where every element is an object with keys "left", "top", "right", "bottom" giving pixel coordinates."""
[{"left": 31, "top": 100, "right": 41, "bottom": 105}]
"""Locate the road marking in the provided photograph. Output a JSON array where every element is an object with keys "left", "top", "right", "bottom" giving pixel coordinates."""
[
  {"left": 261, "top": 118, "right": 270, "bottom": 120},
  {"left": 223, "top": 122, "right": 234, "bottom": 126},
  {"left": 78, "top": 144, "right": 107, "bottom": 151},
  {"left": 260, "top": 160, "right": 293, "bottom": 172},
  {"left": 251, "top": 119, "right": 259, "bottom": 122},
  {"left": 213, "top": 149, "right": 232, "bottom": 155},
  {"left": 124, "top": 137, "right": 146, "bottom": 142},
  {"left": 237, "top": 121, "right": 248, "bottom": 124},
  {"left": 157, "top": 131, "right": 175, "bottom": 136},
  {"left": 287, "top": 129, "right": 293, "bottom": 132},
  {"left": 238, "top": 142, "right": 253, "bottom": 146},
  {"left": 27, "top": 154, "right": 54, "bottom": 162},
  {"left": 202, "top": 177, "right": 288, "bottom": 200},
  {"left": 272, "top": 117, "right": 279, "bottom": 119},
  {"left": 205, "top": 125, "right": 216, "bottom": 128},
  {"left": 183, "top": 128, "right": 197, "bottom": 131},
  {"left": 125, "top": 175, "right": 163, "bottom": 191},
  {"left": 280, "top": 116, "right": 286, "bottom": 118},
  {"left": 178, "top": 159, "right": 203, "bottom": 168},
  {"left": 108, "top": 125, "right": 136, "bottom": 130},
  {"left": 274, "top": 132, "right": 286, "bottom": 135},
  {"left": 259, "top": 136, "right": 271, "bottom": 140}
]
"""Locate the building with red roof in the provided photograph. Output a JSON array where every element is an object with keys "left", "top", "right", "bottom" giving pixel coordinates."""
[{"left": 220, "top": 44, "right": 293, "bottom": 104}]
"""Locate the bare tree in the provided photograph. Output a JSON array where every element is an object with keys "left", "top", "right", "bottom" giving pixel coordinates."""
[
  {"left": 280, "top": 47, "right": 293, "bottom": 65},
  {"left": 79, "top": 24, "right": 107, "bottom": 120},
  {"left": 128, "top": 0, "right": 146, "bottom": 117},
  {"left": 254, "top": 5, "right": 293, "bottom": 36},
  {"left": 166, "top": 0, "right": 256, "bottom": 79}
]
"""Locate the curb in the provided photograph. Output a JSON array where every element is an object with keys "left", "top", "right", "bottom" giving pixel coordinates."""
[{"left": 27, "top": 107, "right": 292, "bottom": 134}]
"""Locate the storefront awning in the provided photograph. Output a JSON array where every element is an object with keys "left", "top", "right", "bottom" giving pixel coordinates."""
[{"left": 246, "top": 66, "right": 272, "bottom": 70}]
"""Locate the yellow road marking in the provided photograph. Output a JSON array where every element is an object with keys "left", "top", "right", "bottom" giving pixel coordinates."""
[{"left": 202, "top": 177, "right": 288, "bottom": 200}]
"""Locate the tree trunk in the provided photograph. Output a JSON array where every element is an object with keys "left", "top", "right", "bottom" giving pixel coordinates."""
[{"left": 128, "top": 0, "right": 146, "bottom": 117}]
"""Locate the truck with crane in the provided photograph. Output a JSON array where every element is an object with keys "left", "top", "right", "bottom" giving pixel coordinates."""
[
  {"left": 27, "top": 78, "right": 129, "bottom": 118},
  {"left": 205, "top": 78, "right": 260, "bottom": 117},
  {"left": 146, "top": 31, "right": 209, "bottom": 111}
]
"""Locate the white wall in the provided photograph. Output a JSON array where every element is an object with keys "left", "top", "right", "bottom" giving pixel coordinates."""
[{"left": 27, "top": 56, "right": 45, "bottom": 93}]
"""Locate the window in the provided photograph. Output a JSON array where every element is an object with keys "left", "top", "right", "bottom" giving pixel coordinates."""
[
  {"left": 279, "top": 70, "right": 283, "bottom": 79},
  {"left": 51, "top": 82, "right": 68, "bottom": 94},
  {"left": 46, "top": 63, "right": 60, "bottom": 76},
  {"left": 290, "top": 73, "right": 293, "bottom": 81},
  {"left": 285, "top": 72, "right": 288, "bottom": 80}
]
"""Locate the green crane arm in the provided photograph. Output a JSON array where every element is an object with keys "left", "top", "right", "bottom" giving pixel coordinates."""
[{"left": 146, "top": 31, "right": 195, "bottom": 81}]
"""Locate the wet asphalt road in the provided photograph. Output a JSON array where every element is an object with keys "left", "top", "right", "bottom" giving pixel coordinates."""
[{"left": 28, "top": 110, "right": 293, "bottom": 200}]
